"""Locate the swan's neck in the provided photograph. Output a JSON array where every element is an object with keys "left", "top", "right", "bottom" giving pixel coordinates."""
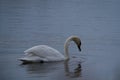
[
  {"left": 64, "top": 36, "right": 81, "bottom": 60},
  {"left": 64, "top": 38, "right": 71, "bottom": 60}
]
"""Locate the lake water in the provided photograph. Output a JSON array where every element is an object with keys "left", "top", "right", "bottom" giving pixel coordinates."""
[{"left": 0, "top": 0, "right": 120, "bottom": 80}]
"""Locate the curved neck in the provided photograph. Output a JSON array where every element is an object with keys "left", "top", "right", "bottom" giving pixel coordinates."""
[
  {"left": 64, "top": 38, "right": 71, "bottom": 60},
  {"left": 64, "top": 36, "right": 81, "bottom": 60}
]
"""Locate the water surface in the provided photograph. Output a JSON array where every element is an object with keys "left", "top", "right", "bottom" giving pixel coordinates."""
[{"left": 0, "top": 0, "right": 120, "bottom": 80}]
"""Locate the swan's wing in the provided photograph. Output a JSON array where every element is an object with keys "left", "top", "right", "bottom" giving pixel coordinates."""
[{"left": 23, "top": 45, "right": 65, "bottom": 62}]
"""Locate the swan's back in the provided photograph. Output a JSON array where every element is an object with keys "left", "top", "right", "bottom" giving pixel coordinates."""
[{"left": 24, "top": 45, "right": 65, "bottom": 62}]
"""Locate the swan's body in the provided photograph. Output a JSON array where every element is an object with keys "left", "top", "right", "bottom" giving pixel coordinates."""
[{"left": 19, "top": 36, "right": 81, "bottom": 63}]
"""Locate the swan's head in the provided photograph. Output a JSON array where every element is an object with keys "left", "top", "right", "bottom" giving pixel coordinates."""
[{"left": 72, "top": 36, "right": 81, "bottom": 51}]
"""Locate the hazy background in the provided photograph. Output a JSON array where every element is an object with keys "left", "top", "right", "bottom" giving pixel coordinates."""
[{"left": 0, "top": 0, "right": 120, "bottom": 80}]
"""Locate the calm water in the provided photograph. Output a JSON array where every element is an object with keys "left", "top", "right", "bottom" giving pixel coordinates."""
[{"left": 0, "top": 0, "right": 120, "bottom": 80}]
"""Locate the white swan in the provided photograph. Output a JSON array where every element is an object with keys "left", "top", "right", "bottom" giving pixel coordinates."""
[{"left": 19, "top": 36, "right": 81, "bottom": 63}]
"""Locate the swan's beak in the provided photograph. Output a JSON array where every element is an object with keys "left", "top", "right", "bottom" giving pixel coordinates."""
[{"left": 78, "top": 45, "right": 81, "bottom": 51}]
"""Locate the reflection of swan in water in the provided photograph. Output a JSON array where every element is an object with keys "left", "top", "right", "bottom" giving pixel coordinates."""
[
  {"left": 19, "top": 36, "right": 81, "bottom": 63},
  {"left": 20, "top": 60, "right": 82, "bottom": 78},
  {"left": 64, "top": 60, "right": 82, "bottom": 78},
  {"left": 20, "top": 62, "right": 64, "bottom": 76}
]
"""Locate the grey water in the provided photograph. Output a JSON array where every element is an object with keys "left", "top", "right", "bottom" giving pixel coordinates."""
[{"left": 0, "top": 0, "right": 120, "bottom": 80}]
